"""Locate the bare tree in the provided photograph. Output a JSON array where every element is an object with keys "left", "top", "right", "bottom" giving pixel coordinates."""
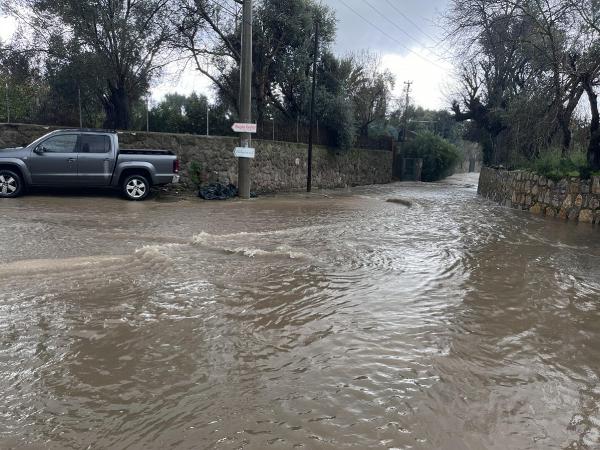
[
  {"left": 346, "top": 52, "right": 395, "bottom": 137},
  {"left": 445, "top": 0, "right": 598, "bottom": 165}
]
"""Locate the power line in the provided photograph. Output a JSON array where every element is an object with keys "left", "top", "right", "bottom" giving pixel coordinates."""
[
  {"left": 362, "top": 0, "right": 445, "bottom": 62},
  {"left": 337, "top": 0, "right": 447, "bottom": 71},
  {"left": 382, "top": 0, "right": 439, "bottom": 43}
]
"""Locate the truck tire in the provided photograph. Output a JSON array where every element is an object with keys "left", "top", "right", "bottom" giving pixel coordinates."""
[
  {"left": 122, "top": 174, "right": 151, "bottom": 201},
  {"left": 0, "top": 169, "right": 23, "bottom": 198}
]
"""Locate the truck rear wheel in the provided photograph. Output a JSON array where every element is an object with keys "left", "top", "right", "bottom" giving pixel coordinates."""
[
  {"left": 123, "top": 174, "right": 150, "bottom": 201},
  {"left": 0, "top": 170, "right": 23, "bottom": 198}
]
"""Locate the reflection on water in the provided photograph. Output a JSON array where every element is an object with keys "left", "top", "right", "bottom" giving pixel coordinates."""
[{"left": 1, "top": 173, "right": 599, "bottom": 449}]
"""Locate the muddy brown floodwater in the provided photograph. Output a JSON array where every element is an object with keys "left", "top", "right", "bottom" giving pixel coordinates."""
[{"left": 1, "top": 173, "right": 599, "bottom": 449}]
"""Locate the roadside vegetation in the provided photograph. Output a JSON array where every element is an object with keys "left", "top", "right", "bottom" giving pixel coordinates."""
[
  {"left": 526, "top": 149, "right": 600, "bottom": 182},
  {"left": 403, "top": 132, "right": 461, "bottom": 182}
]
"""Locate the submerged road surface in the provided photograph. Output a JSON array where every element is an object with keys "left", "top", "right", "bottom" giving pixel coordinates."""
[{"left": 1, "top": 173, "right": 600, "bottom": 449}]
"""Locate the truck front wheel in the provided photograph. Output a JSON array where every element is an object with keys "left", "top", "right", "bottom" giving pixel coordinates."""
[
  {"left": 122, "top": 174, "right": 150, "bottom": 201},
  {"left": 0, "top": 169, "right": 24, "bottom": 198}
]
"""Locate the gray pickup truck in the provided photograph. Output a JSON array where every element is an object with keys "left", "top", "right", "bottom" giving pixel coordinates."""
[{"left": 0, "top": 129, "right": 179, "bottom": 201}]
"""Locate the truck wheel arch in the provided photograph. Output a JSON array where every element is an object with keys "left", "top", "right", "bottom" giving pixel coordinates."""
[
  {"left": 118, "top": 168, "right": 153, "bottom": 187},
  {"left": 0, "top": 167, "right": 25, "bottom": 197},
  {"left": 0, "top": 164, "right": 27, "bottom": 186}
]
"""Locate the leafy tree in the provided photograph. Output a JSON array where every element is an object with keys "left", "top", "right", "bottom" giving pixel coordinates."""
[
  {"left": 172, "top": 0, "right": 391, "bottom": 148},
  {"left": 6, "top": 0, "right": 174, "bottom": 129},
  {"left": 0, "top": 40, "right": 44, "bottom": 123},
  {"left": 150, "top": 93, "right": 189, "bottom": 133},
  {"left": 146, "top": 92, "right": 240, "bottom": 138}
]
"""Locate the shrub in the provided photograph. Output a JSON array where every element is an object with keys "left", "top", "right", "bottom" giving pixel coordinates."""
[
  {"left": 188, "top": 160, "right": 203, "bottom": 187},
  {"left": 530, "top": 148, "right": 591, "bottom": 181},
  {"left": 403, "top": 132, "right": 461, "bottom": 181}
]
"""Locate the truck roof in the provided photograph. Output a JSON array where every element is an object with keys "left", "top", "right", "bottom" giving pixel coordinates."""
[{"left": 58, "top": 128, "right": 117, "bottom": 134}]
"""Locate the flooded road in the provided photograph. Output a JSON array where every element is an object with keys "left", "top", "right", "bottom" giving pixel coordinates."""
[{"left": 1, "top": 173, "right": 600, "bottom": 449}]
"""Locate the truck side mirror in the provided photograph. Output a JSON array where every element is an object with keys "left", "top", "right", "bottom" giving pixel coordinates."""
[{"left": 33, "top": 146, "right": 44, "bottom": 155}]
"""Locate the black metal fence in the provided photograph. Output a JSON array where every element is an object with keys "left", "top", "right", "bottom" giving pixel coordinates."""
[{"left": 254, "top": 118, "right": 395, "bottom": 151}]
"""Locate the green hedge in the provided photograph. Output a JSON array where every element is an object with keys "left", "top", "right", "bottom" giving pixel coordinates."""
[{"left": 403, "top": 132, "right": 461, "bottom": 181}]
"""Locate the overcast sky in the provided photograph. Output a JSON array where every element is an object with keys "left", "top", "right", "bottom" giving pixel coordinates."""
[
  {"left": 324, "top": 0, "right": 452, "bottom": 109},
  {"left": 0, "top": 0, "right": 455, "bottom": 110}
]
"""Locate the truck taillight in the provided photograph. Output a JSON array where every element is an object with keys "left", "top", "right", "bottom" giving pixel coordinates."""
[{"left": 173, "top": 159, "right": 180, "bottom": 173}]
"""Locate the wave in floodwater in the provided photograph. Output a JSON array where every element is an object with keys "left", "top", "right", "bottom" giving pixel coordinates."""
[{"left": 1, "top": 174, "right": 600, "bottom": 449}]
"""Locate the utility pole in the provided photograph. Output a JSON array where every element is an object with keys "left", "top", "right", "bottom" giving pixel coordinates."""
[
  {"left": 206, "top": 103, "right": 209, "bottom": 136},
  {"left": 397, "top": 81, "right": 413, "bottom": 180},
  {"left": 296, "top": 116, "right": 299, "bottom": 142},
  {"left": 146, "top": 98, "right": 150, "bottom": 132},
  {"left": 401, "top": 81, "right": 413, "bottom": 143},
  {"left": 238, "top": 0, "right": 252, "bottom": 199},
  {"left": 78, "top": 86, "right": 83, "bottom": 128},
  {"left": 5, "top": 82, "right": 9, "bottom": 124},
  {"left": 307, "top": 21, "right": 319, "bottom": 193}
]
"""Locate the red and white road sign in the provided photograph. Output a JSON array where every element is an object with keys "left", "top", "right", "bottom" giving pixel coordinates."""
[{"left": 231, "top": 123, "right": 257, "bottom": 133}]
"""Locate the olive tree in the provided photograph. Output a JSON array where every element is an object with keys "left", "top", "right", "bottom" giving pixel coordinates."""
[{"left": 5, "top": 0, "right": 174, "bottom": 129}]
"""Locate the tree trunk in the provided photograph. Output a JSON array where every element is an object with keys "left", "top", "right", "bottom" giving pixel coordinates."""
[
  {"left": 254, "top": 71, "right": 269, "bottom": 130},
  {"left": 560, "top": 117, "right": 572, "bottom": 155},
  {"left": 584, "top": 80, "right": 600, "bottom": 171},
  {"left": 359, "top": 123, "right": 369, "bottom": 137},
  {"left": 103, "top": 83, "right": 130, "bottom": 130}
]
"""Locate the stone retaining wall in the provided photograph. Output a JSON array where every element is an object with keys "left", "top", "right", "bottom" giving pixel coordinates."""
[
  {"left": 478, "top": 166, "right": 600, "bottom": 225},
  {"left": 0, "top": 123, "right": 393, "bottom": 193}
]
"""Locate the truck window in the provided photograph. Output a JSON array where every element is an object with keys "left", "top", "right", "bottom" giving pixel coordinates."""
[
  {"left": 40, "top": 135, "right": 79, "bottom": 153},
  {"left": 80, "top": 135, "right": 111, "bottom": 154}
]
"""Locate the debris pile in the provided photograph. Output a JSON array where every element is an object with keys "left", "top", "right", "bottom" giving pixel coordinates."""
[{"left": 198, "top": 183, "right": 239, "bottom": 200}]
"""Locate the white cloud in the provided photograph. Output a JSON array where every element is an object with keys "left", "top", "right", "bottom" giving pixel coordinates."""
[
  {"left": 381, "top": 49, "right": 454, "bottom": 111},
  {"left": 150, "top": 62, "right": 215, "bottom": 105},
  {"left": 0, "top": 15, "right": 17, "bottom": 42}
]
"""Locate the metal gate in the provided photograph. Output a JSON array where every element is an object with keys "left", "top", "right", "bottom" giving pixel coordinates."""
[{"left": 394, "top": 157, "right": 423, "bottom": 181}]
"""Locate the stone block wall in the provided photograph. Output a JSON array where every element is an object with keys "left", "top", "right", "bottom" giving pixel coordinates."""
[
  {"left": 479, "top": 166, "right": 600, "bottom": 225},
  {"left": 0, "top": 123, "right": 393, "bottom": 193}
]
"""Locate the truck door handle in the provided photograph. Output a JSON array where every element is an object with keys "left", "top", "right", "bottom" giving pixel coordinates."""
[{"left": 68, "top": 158, "right": 76, "bottom": 163}]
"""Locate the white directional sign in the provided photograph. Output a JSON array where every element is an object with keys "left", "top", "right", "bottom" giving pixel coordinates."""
[
  {"left": 234, "top": 147, "right": 256, "bottom": 159},
  {"left": 232, "top": 123, "right": 257, "bottom": 133}
]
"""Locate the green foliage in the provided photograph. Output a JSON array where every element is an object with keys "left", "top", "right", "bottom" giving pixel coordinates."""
[
  {"left": 188, "top": 160, "right": 203, "bottom": 187},
  {"left": 314, "top": 52, "right": 356, "bottom": 149},
  {"left": 529, "top": 148, "right": 593, "bottom": 181},
  {"left": 146, "top": 93, "right": 236, "bottom": 137},
  {"left": 403, "top": 132, "right": 461, "bottom": 181},
  {"left": 149, "top": 94, "right": 190, "bottom": 134},
  {"left": 10, "top": 0, "right": 172, "bottom": 129}
]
